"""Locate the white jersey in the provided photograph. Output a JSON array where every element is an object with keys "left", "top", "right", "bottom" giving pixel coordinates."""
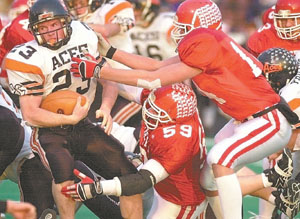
[
  {"left": 5, "top": 20, "right": 98, "bottom": 106},
  {"left": 129, "top": 12, "right": 176, "bottom": 60},
  {"left": 280, "top": 74, "right": 300, "bottom": 129},
  {"left": 84, "top": 0, "right": 135, "bottom": 53},
  {"left": 0, "top": 87, "right": 34, "bottom": 183}
]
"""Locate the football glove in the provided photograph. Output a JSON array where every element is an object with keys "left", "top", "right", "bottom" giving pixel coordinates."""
[
  {"left": 71, "top": 57, "right": 107, "bottom": 79},
  {"left": 61, "top": 169, "right": 102, "bottom": 202}
]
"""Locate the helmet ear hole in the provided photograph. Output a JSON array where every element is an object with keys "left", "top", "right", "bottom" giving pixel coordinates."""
[{"left": 258, "top": 47, "right": 298, "bottom": 93}]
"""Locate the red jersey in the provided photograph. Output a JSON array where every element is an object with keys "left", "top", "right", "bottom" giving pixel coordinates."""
[
  {"left": 178, "top": 28, "right": 280, "bottom": 121},
  {"left": 262, "top": 6, "right": 275, "bottom": 25},
  {"left": 0, "top": 10, "right": 34, "bottom": 77},
  {"left": 247, "top": 23, "right": 300, "bottom": 58},
  {"left": 139, "top": 113, "right": 206, "bottom": 206}
]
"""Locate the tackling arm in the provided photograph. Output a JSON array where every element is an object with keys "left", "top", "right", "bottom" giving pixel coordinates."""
[
  {"left": 104, "top": 159, "right": 169, "bottom": 196},
  {"left": 100, "top": 58, "right": 201, "bottom": 89},
  {"left": 61, "top": 159, "right": 169, "bottom": 200}
]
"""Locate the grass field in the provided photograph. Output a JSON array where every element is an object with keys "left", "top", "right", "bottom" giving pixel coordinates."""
[{"left": 0, "top": 139, "right": 284, "bottom": 219}]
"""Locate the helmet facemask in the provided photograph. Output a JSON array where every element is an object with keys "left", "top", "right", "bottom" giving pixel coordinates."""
[
  {"left": 274, "top": 10, "right": 300, "bottom": 40},
  {"left": 142, "top": 91, "right": 173, "bottom": 130},
  {"left": 30, "top": 15, "right": 72, "bottom": 50}
]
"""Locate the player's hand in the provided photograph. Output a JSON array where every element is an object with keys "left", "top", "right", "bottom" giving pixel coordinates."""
[
  {"left": 71, "top": 57, "right": 107, "bottom": 79},
  {"left": 71, "top": 96, "right": 89, "bottom": 124},
  {"left": 97, "top": 33, "right": 117, "bottom": 59},
  {"left": 268, "top": 150, "right": 283, "bottom": 161},
  {"left": 61, "top": 169, "right": 102, "bottom": 202},
  {"left": 6, "top": 200, "right": 37, "bottom": 219},
  {"left": 96, "top": 108, "right": 113, "bottom": 135}
]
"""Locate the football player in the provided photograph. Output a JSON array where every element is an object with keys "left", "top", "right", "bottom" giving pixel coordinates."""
[
  {"left": 247, "top": 0, "right": 300, "bottom": 217},
  {"left": 0, "top": 86, "right": 55, "bottom": 218},
  {"left": 63, "top": 0, "right": 143, "bottom": 131},
  {"left": 255, "top": 47, "right": 300, "bottom": 217},
  {"left": 3, "top": 0, "right": 142, "bottom": 218},
  {"left": 62, "top": 83, "right": 208, "bottom": 219},
  {"left": 247, "top": 0, "right": 300, "bottom": 59},
  {"left": 68, "top": 0, "right": 298, "bottom": 218},
  {"left": 129, "top": 0, "right": 176, "bottom": 60}
]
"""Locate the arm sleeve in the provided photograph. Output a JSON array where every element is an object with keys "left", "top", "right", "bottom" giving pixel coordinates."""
[
  {"left": 101, "top": 159, "right": 168, "bottom": 196},
  {"left": 0, "top": 201, "right": 7, "bottom": 213}
]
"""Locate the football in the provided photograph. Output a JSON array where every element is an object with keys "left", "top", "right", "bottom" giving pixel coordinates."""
[{"left": 40, "top": 90, "right": 87, "bottom": 115}]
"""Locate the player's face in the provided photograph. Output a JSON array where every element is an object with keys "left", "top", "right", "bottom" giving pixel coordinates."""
[
  {"left": 276, "top": 17, "right": 300, "bottom": 40},
  {"left": 37, "top": 19, "right": 66, "bottom": 46},
  {"left": 73, "top": 0, "right": 89, "bottom": 16}
]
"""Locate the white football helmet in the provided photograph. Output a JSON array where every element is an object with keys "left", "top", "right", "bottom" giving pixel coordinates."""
[
  {"left": 142, "top": 83, "right": 197, "bottom": 130},
  {"left": 171, "top": 0, "right": 222, "bottom": 44}
]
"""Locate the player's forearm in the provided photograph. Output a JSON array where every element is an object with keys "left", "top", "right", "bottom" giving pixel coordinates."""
[
  {"left": 22, "top": 108, "right": 79, "bottom": 127},
  {"left": 113, "top": 49, "right": 162, "bottom": 71},
  {"left": 99, "top": 79, "right": 119, "bottom": 113},
  {"left": 101, "top": 159, "right": 169, "bottom": 196},
  {"left": 101, "top": 66, "right": 155, "bottom": 88},
  {"left": 101, "top": 169, "right": 155, "bottom": 196},
  {"left": 88, "top": 23, "right": 120, "bottom": 38}
]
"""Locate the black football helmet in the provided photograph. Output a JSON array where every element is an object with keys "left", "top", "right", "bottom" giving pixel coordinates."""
[
  {"left": 258, "top": 47, "right": 298, "bottom": 93},
  {"left": 131, "top": 0, "right": 160, "bottom": 26},
  {"left": 29, "top": 0, "right": 72, "bottom": 50},
  {"left": 63, "top": 0, "right": 104, "bottom": 20}
]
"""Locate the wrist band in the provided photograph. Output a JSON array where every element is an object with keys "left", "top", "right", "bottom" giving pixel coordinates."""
[
  {"left": 94, "top": 58, "right": 107, "bottom": 78},
  {"left": 106, "top": 47, "right": 116, "bottom": 59}
]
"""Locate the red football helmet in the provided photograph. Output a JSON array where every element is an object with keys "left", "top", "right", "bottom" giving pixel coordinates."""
[
  {"left": 142, "top": 83, "right": 197, "bottom": 130},
  {"left": 274, "top": 0, "right": 300, "bottom": 40},
  {"left": 171, "top": 0, "right": 222, "bottom": 44}
]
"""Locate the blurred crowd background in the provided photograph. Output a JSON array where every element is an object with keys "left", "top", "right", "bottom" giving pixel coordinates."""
[
  {"left": 0, "top": 0, "right": 277, "bottom": 47},
  {"left": 0, "top": 0, "right": 278, "bottom": 137}
]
